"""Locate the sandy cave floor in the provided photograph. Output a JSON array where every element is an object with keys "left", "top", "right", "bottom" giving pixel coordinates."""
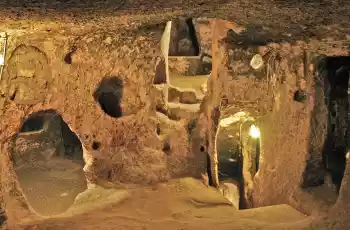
[
  {"left": 14, "top": 158, "right": 87, "bottom": 216},
  {"left": 12, "top": 178, "right": 308, "bottom": 230},
  {"left": 10, "top": 177, "right": 349, "bottom": 230}
]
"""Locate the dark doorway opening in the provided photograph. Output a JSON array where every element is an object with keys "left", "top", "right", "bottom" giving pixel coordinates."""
[
  {"left": 185, "top": 18, "right": 200, "bottom": 56},
  {"left": 15, "top": 109, "right": 85, "bottom": 164},
  {"left": 301, "top": 57, "right": 350, "bottom": 207},
  {"left": 216, "top": 125, "right": 241, "bottom": 182},
  {"left": 214, "top": 121, "right": 261, "bottom": 209},
  {"left": 169, "top": 18, "right": 200, "bottom": 56},
  {"left": 323, "top": 56, "right": 350, "bottom": 191},
  {"left": 94, "top": 77, "right": 124, "bottom": 118},
  {"left": 12, "top": 110, "right": 87, "bottom": 216}
]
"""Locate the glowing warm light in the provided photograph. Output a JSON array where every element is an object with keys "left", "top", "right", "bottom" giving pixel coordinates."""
[
  {"left": 249, "top": 125, "right": 261, "bottom": 139},
  {"left": 0, "top": 32, "right": 8, "bottom": 81}
]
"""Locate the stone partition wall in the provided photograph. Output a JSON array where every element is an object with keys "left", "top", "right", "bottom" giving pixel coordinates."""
[
  {"left": 0, "top": 21, "right": 207, "bottom": 221},
  {"left": 205, "top": 23, "right": 350, "bottom": 213},
  {"left": 249, "top": 43, "right": 349, "bottom": 214}
]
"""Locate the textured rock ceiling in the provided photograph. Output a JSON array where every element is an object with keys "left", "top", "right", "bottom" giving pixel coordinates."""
[{"left": 0, "top": 0, "right": 349, "bottom": 42}]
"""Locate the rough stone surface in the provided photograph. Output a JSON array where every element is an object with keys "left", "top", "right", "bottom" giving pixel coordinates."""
[{"left": 0, "top": 6, "right": 349, "bottom": 229}]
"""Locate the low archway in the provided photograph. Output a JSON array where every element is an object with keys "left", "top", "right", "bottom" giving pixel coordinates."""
[
  {"left": 302, "top": 56, "right": 350, "bottom": 197},
  {"left": 12, "top": 110, "right": 87, "bottom": 216},
  {"left": 215, "top": 112, "right": 261, "bottom": 209}
]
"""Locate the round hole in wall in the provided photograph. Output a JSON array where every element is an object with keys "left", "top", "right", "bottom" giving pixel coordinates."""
[
  {"left": 94, "top": 76, "right": 124, "bottom": 118},
  {"left": 92, "top": 141, "right": 101, "bottom": 150},
  {"left": 156, "top": 123, "right": 161, "bottom": 135},
  {"left": 162, "top": 141, "right": 171, "bottom": 155}
]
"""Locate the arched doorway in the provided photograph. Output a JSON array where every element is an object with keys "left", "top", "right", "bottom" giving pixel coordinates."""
[
  {"left": 12, "top": 110, "right": 87, "bottom": 216},
  {"left": 215, "top": 112, "right": 261, "bottom": 209}
]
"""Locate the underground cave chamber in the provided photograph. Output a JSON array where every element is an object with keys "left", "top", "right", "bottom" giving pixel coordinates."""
[
  {"left": 215, "top": 112, "right": 261, "bottom": 209},
  {"left": 12, "top": 109, "right": 87, "bottom": 216}
]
